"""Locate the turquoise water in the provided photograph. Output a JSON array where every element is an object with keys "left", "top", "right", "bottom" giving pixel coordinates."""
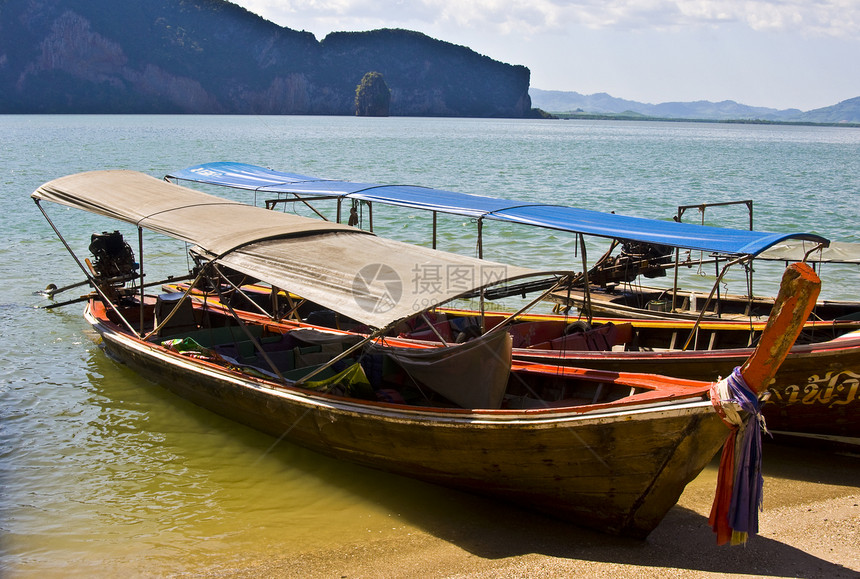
[{"left": 1, "top": 116, "right": 859, "bottom": 575}]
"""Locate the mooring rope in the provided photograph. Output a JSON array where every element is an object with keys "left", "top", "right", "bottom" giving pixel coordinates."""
[{"left": 708, "top": 366, "right": 768, "bottom": 545}]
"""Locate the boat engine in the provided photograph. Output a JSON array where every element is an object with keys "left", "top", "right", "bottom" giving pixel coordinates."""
[
  {"left": 88, "top": 231, "right": 138, "bottom": 300},
  {"left": 620, "top": 242, "right": 674, "bottom": 278},
  {"left": 588, "top": 242, "right": 674, "bottom": 286}
]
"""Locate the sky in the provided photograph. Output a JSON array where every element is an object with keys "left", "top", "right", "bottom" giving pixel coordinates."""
[{"left": 229, "top": 1, "right": 860, "bottom": 111}]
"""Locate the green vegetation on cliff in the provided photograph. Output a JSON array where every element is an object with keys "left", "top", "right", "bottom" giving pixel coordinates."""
[{"left": 355, "top": 72, "right": 391, "bottom": 117}]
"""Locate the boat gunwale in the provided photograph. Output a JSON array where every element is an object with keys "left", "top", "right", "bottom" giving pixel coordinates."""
[{"left": 85, "top": 301, "right": 718, "bottom": 425}]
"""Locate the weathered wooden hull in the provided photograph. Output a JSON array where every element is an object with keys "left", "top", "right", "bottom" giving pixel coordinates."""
[
  {"left": 389, "top": 306, "right": 860, "bottom": 440},
  {"left": 514, "top": 334, "right": 860, "bottom": 440},
  {"left": 86, "top": 302, "right": 728, "bottom": 538},
  {"left": 393, "top": 307, "right": 860, "bottom": 440}
]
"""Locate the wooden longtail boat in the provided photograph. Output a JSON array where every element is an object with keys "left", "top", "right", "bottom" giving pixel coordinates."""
[
  {"left": 34, "top": 170, "right": 818, "bottom": 539},
  {"left": 166, "top": 161, "right": 858, "bottom": 324},
  {"left": 163, "top": 162, "right": 859, "bottom": 443}
]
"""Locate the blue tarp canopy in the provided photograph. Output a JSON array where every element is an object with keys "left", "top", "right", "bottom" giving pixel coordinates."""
[{"left": 167, "top": 162, "right": 829, "bottom": 257}]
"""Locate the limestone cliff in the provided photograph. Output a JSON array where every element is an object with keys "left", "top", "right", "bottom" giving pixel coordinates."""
[{"left": 0, "top": 0, "right": 531, "bottom": 117}]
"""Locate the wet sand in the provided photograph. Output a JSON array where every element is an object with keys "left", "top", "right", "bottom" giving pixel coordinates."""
[{"left": 187, "top": 442, "right": 859, "bottom": 579}]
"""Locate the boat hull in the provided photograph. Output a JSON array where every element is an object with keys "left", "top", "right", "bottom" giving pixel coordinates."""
[
  {"left": 396, "top": 307, "right": 860, "bottom": 441},
  {"left": 87, "top": 304, "right": 727, "bottom": 538},
  {"left": 515, "top": 337, "right": 860, "bottom": 440}
]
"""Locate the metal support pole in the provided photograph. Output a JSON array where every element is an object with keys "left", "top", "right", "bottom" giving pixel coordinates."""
[
  {"left": 579, "top": 234, "right": 592, "bottom": 325},
  {"left": 714, "top": 258, "right": 721, "bottom": 317},
  {"left": 211, "top": 264, "right": 287, "bottom": 383},
  {"left": 477, "top": 217, "right": 484, "bottom": 259},
  {"left": 295, "top": 323, "right": 395, "bottom": 385},
  {"left": 138, "top": 227, "right": 145, "bottom": 333},
  {"left": 672, "top": 247, "right": 680, "bottom": 311}
]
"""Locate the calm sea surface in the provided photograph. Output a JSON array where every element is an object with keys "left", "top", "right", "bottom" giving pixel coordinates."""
[{"left": 1, "top": 116, "right": 859, "bottom": 576}]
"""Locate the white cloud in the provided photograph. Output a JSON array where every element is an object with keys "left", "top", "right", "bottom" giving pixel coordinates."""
[
  {"left": 240, "top": 0, "right": 859, "bottom": 38},
  {"left": 232, "top": 0, "right": 860, "bottom": 109}
]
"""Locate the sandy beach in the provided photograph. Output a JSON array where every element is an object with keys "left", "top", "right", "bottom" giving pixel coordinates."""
[{"left": 182, "top": 442, "right": 858, "bottom": 579}]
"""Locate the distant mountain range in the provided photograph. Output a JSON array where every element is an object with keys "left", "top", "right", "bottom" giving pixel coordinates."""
[{"left": 530, "top": 89, "right": 860, "bottom": 124}]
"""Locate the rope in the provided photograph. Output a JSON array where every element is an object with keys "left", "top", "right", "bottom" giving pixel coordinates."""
[{"left": 708, "top": 367, "right": 768, "bottom": 545}]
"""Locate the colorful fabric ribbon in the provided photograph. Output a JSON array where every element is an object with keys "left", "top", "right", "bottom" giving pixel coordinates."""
[{"left": 708, "top": 367, "right": 767, "bottom": 545}]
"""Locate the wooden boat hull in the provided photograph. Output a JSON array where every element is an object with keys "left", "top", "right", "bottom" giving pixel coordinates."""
[
  {"left": 423, "top": 309, "right": 860, "bottom": 441},
  {"left": 86, "top": 301, "right": 728, "bottom": 538},
  {"left": 515, "top": 335, "right": 860, "bottom": 440}
]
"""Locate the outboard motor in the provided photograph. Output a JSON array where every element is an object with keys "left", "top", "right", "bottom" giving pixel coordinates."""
[
  {"left": 88, "top": 231, "right": 138, "bottom": 300},
  {"left": 89, "top": 231, "right": 137, "bottom": 279},
  {"left": 587, "top": 241, "right": 674, "bottom": 286},
  {"left": 619, "top": 242, "right": 674, "bottom": 279}
]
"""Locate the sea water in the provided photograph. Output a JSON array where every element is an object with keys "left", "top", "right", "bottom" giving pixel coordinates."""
[{"left": 1, "top": 115, "right": 858, "bottom": 575}]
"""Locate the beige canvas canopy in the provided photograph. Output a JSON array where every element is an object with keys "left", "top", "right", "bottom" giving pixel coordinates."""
[
  {"left": 758, "top": 240, "right": 860, "bottom": 264},
  {"left": 34, "top": 170, "right": 556, "bottom": 328},
  {"left": 33, "top": 170, "right": 356, "bottom": 255}
]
